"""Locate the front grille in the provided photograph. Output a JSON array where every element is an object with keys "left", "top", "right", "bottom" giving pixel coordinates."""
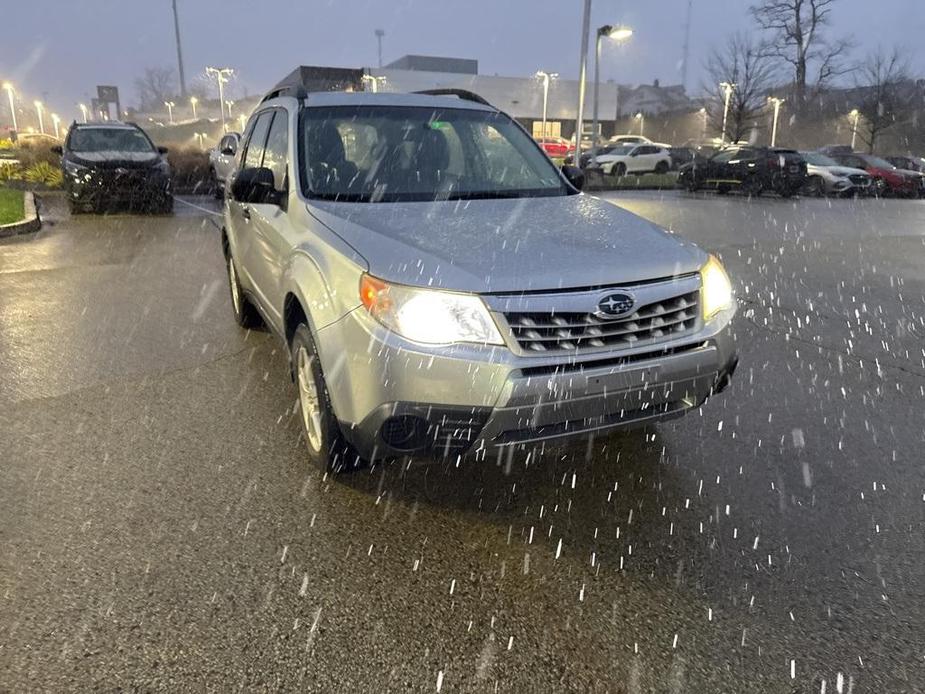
[{"left": 502, "top": 289, "right": 700, "bottom": 354}]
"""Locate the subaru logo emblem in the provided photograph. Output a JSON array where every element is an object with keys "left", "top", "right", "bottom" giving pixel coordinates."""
[{"left": 595, "top": 291, "right": 635, "bottom": 319}]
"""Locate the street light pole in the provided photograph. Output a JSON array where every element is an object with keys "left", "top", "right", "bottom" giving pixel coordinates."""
[
  {"left": 699, "top": 107, "right": 707, "bottom": 141},
  {"left": 635, "top": 112, "right": 645, "bottom": 136},
  {"left": 206, "top": 67, "right": 233, "bottom": 133},
  {"left": 768, "top": 97, "right": 784, "bottom": 147},
  {"left": 171, "top": 0, "right": 188, "bottom": 98},
  {"left": 78, "top": 103, "right": 88, "bottom": 123},
  {"left": 225, "top": 100, "right": 234, "bottom": 118},
  {"left": 375, "top": 29, "right": 385, "bottom": 68},
  {"left": 51, "top": 113, "right": 60, "bottom": 139},
  {"left": 34, "top": 101, "right": 45, "bottom": 134},
  {"left": 535, "top": 71, "right": 557, "bottom": 139},
  {"left": 719, "top": 81, "right": 736, "bottom": 146},
  {"left": 164, "top": 101, "right": 175, "bottom": 124},
  {"left": 2, "top": 83, "right": 16, "bottom": 132},
  {"left": 573, "top": 0, "right": 592, "bottom": 161},
  {"left": 850, "top": 109, "right": 860, "bottom": 149},
  {"left": 190, "top": 96, "right": 198, "bottom": 119},
  {"left": 590, "top": 25, "right": 633, "bottom": 164}
]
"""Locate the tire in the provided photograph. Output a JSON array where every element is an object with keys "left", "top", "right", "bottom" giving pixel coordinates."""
[
  {"left": 226, "top": 254, "right": 262, "bottom": 329},
  {"left": 290, "top": 324, "right": 366, "bottom": 473},
  {"left": 716, "top": 184, "right": 730, "bottom": 195},
  {"left": 806, "top": 176, "right": 825, "bottom": 197},
  {"left": 612, "top": 162, "right": 627, "bottom": 178},
  {"left": 153, "top": 194, "right": 174, "bottom": 214},
  {"left": 654, "top": 160, "right": 669, "bottom": 175},
  {"left": 741, "top": 177, "right": 764, "bottom": 198}
]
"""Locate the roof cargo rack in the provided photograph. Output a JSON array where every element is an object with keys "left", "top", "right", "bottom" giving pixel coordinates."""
[
  {"left": 412, "top": 88, "right": 493, "bottom": 107},
  {"left": 261, "top": 66, "right": 366, "bottom": 104}
]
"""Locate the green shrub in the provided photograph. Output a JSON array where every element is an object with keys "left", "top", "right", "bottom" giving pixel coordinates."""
[
  {"left": 23, "top": 161, "right": 63, "bottom": 187},
  {"left": 0, "top": 162, "right": 22, "bottom": 182}
]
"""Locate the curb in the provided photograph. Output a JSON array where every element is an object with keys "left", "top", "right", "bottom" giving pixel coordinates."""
[{"left": 0, "top": 192, "right": 41, "bottom": 238}]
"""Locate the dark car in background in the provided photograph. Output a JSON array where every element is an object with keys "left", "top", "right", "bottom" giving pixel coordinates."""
[
  {"left": 678, "top": 145, "right": 806, "bottom": 197},
  {"left": 886, "top": 155, "right": 925, "bottom": 173},
  {"left": 53, "top": 122, "right": 173, "bottom": 214}
]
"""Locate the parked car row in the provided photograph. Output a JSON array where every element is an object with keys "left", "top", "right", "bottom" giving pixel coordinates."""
[{"left": 676, "top": 144, "right": 925, "bottom": 199}]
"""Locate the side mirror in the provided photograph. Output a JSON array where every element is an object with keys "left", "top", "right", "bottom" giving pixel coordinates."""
[
  {"left": 157, "top": 146, "right": 169, "bottom": 154},
  {"left": 231, "top": 166, "right": 284, "bottom": 205},
  {"left": 561, "top": 165, "right": 585, "bottom": 191},
  {"left": 51, "top": 145, "right": 63, "bottom": 155}
]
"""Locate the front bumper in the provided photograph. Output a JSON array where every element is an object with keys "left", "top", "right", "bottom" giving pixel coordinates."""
[
  {"left": 66, "top": 168, "right": 171, "bottom": 206},
  {"left": 317, "top": 301, "right": 738, "bottom": 461}
]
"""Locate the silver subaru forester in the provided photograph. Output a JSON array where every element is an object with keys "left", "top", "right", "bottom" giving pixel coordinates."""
[{"left": 222, "top": 76, "right": 738, "bottom": 472}]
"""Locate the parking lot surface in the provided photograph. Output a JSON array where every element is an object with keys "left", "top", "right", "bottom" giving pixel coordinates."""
[{"left": 2, "top": 192, "right": 924, "bottom": 692}]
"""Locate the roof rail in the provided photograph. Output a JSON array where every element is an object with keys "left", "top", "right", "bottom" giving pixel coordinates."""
[
  {"left": 412, "top": 88, "right": 494, "bottom": 107},
  {"left": 261, "top": 85, "right": 308, "bottom": 104}
]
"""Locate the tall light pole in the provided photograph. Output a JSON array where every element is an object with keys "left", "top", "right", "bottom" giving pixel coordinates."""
[
  {"left": 225, "top": 100, "right": 234, "bottom": 118},
  {"left": 78, "top": 103, "right": 88, "bottom": 123},
  {"left": 206, "top": 67, "right": 233, "bottom": 132},
  {"left": 590, "top": 24, "right": 633, "bottom": 163},
  {"left": 164, "top": 101, "right": 175, "bottom": 124},
  {"left": 2, "top": 83, "right": 16, "bottom": 132},
  {"left": 849, "top": 108, "right": 860, "bottom": 149},
  {"left": 190, "top": 96, "right": 198, "bottom": 119},
  {"left": 51, "top": 113, "right": 60, "bottom": 139},
  {"left": 634, "top": 112, "right": 645, "bottom": 136},
  {"left": 768, "top": 96, "right": 784, "bottom": 147},
  {"left": 238, "top": 114, "right": 247, "bottom": 131},
  {"left": 699, "top": 106, "right": 707, "bottom": 141},
  {"left": 34, "top": 101, "right": 45, "bottom": 134},
  {"left": 573, "top": 0, "right": 593, "bottom": 160},
  {"left": 719, "top": 81, "right": 736, "bottom": 146},
  {"left": 171, "top": 0, "right": 188, "bottom": 98},
  {"left": 535, "top": 71, "right": 558, "bottom": 139},
  {"left": 375, "top": 29, "right": 385, "bottom": 68}
]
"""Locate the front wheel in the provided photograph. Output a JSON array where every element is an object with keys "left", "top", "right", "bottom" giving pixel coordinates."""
[
  {"left": 612, "top": 162, "right": 627, "bottom": 178},
  {"left": 654, "top": 160, "right": 669, "bottom": 175},
  {"left": 291, "top": 324, "right": 366, "bottom": 473},
  {"left": 805, "top": 176, "right": 825, "bottom": 197}
]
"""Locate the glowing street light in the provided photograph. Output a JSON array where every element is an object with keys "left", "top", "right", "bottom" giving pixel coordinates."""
[
  {"left": 190, "top": 95, "right": 198, "bottom": 119},
  {"left": 634, "top": 112, "right": 645, "bottom": 137},
  {"left": 164, "top": 101, "right": 176, "bottom": 124},
  {"left": 195, "top": 132, "right": 207, "bottom": 148},
  {"left": 206, "top": 66, "right": 234, "bottom": 132},
  {"left": 535, "top": 71, "right": 558, "bottom": 140},
  {"left": 849, "top": 108, "right": 860, "bottom": 149},
  {"left": 2, "top": 82, "right": 16, "bottom": 132},
  {"left": 590, "top": 24, "right": 633, "bottom": 162},
  {"left": 51, "top": 113, "right": 61, "bottom": 139},
  {"left": 719, "top": 81, "right": 736, "bottom": 146},
  {"left": 767, "top": 96, "right": 785, "bottom": 147},
  {"left": 78, "top": 103, "right": 88, "bottom": 123},
  {"left": 361, "top": 74, "right": 386, "bottom": 93},
  {"left": 34, "top": 100, "right": 45, "bottom": 135},
  {"left": 225, "top": 100, "right": 234, "bottom": 118}
]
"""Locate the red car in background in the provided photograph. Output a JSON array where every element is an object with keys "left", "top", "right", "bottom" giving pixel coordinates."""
[
  {"left": 535, "top": 136, "right": 570, "bottom": 158},
  {"left": 827, "top": 151, "right": 922, "bottom": 197}
]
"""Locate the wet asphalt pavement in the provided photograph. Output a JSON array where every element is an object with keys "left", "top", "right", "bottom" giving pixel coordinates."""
[{"left": 1, "top": 191, "right": 924, "bottom": 692}]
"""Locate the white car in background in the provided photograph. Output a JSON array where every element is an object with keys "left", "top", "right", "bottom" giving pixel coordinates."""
[
  {"left": 595, "top": 143, "right": 673, "bottom": 177},
  {"left": 208, "top": 132, "right": 241, "bottom": 198},
  {"left": 801, "top": 151, "right": 872, "bottom": 196},
  {"left": 609, "top": 134, "right": 671, "bottom": 148}
]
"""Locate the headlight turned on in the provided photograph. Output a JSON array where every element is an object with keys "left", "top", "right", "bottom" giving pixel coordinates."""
[
  {"left": 700, "top": 254, "right": 733, "bottom": 320},
  {"left": 359, "top": 274, "right": 504, "bottom": 346}
]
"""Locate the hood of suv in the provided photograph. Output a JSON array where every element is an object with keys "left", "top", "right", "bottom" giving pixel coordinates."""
[
  {"left": 69, "top": 151, "right": 161, "bottom": 168},
  {"left": 309, "top": 194, "right": 707, "bottom": 293}
]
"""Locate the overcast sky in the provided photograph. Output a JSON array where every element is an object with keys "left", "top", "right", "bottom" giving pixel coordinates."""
[{"left": 3, "top": 0, "right": 923, "bottom": 120}]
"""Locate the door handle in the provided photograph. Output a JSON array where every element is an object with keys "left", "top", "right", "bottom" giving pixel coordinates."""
[{"left": 242, "top": 206, "right": 251, "bottom": 221}]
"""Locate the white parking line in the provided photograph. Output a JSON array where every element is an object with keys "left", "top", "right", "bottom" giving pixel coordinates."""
[{"left": 176, "top": 197, "right": 223, "bottom": 217}]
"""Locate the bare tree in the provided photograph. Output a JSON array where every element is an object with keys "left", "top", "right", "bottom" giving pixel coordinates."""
[
  {"left": 703, "top": 34, "right": 777, "bottom": 143},
  {"left": 854, "top": 47, "right": 910, "bottom": 153},
  {"left": 134, "top": 67, "right": 177, "bottom": 112},
  {"left": 751, "top": 0, "right": 853, "bottom": 111}
]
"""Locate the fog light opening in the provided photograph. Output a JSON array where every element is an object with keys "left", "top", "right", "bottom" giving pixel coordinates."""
[{"left": 380, "top": 415, "right": 428, "bottom": 451}]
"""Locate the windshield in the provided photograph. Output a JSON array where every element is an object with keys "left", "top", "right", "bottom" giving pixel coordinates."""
[
  {"left": 299, "top": 105, "right": 569, "bottom": 202},
  {"left": 68, "top": 128, "right": 155, "bottom": 153},
  {"left": 605, "top": 145, "right": 635, "bottom": 156},
  {"left": 862, "top": 155, "right": 896, "bottom": 169},
  {"left": 803, "top": 152, "right": 838, "bottom": 166}
]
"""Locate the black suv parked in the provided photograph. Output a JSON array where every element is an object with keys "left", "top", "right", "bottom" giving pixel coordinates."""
[
  {"left": 53, "top": 122, "right": 173, "bottom": 214},
  {"left": 678, "top": 146, "right": 807, "bottom": 197}
]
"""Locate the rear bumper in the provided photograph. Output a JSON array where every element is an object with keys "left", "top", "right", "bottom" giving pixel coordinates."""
[{"left": 318, "top": 303, "right": 738, "bottom": 461}]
